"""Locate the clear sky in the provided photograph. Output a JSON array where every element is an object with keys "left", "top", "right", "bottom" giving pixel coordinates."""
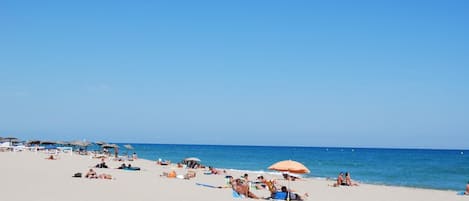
[{"left": 1, "top": 0, "right": 468, "bottom": 149}]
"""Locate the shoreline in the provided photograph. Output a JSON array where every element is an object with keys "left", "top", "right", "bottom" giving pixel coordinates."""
[{"left": 113, "top": 142, "right": 469, "bottom": 152}]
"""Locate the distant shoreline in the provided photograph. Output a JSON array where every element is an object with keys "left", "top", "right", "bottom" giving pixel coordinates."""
[{"left": 113, "top": 142, "right": 469, "bottom": 152}]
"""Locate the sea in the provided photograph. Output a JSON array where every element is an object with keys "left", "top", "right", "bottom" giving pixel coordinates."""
[{"left": 112, "top": 143, "right": 469, "bottom": 191}]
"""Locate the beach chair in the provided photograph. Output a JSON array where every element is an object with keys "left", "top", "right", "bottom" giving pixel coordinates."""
[{"left": 12, "top": 145, "right": 26, "bottom": 152}]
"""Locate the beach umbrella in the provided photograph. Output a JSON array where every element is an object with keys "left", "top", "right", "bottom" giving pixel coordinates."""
[
  {"left": 26, "top": 140, "right": 41, "bottom": 145},
  {"left": 268, "top": 160, "right": 310, "bottom": 174},
  {"left": 2, "top": 137, "right": 18, "bottom": 143},
  {"left": 40, "top": 141, "right": 57, "bottom": 145},
  {"left": 101, "top": 144, "right": 119, "bottom": 149},
  {"left": 95, "top": 141, "right": 106, "bottom": 145},
  {"left": 268, "top": 160, "right": 310, "bottom": 201},
  {"left": 70, "top": 140, "right": 92, "bottom": 152},
  {"left": 55, "top": 141, "right": 69, "bottom": 146},
  {"left": 70, "top": 140, "right": 91, "bottom": 147},
  {"left": 124, "top": 144, "right": 134, "bottom": 150},
  {"left": 184, "top": 157, "right": 201, "bottom": 162}
]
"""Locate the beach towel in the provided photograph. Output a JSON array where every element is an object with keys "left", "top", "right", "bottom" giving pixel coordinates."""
[
  {"left": 196, "top": 183, "right": 219, "bottom": 188},
  {"left": 273, "top": 192, "right": 288, "bottom": 200},
  {"left": 123, "top": 167, "right": 140, "bottom": 171},
  {"left": 232, "top": 190, "right": 245, "bottom": 198}
]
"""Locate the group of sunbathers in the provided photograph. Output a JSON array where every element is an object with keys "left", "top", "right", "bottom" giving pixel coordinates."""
[
  {"left": 230, "top": 173, "right": 307, "bottom": 200},
  {"left": 160, "top": 170, "right": 196, "bottom": 179},
  {"left": 93, "top": 158, "right": 140, "bottom": 170},
  {"left": 332, "top": 172, "right": 358, "bottom": 187},
  {"left": 117, "top": 163, "right": 141, "bottom": 170},
  {"left": 77, "top": 158, "right": 143, "bottom": 180}
]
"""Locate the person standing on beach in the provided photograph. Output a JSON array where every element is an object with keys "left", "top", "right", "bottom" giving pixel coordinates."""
[{"left": 465, "top": 181, "right": 469, "bottom": 195}]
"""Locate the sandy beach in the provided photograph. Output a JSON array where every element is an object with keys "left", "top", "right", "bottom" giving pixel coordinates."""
[{"left": 0, "top": 150, "right": 466, "bottom": 201}]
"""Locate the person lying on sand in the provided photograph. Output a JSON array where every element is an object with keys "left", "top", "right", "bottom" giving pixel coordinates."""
[
  {"left": 160, "top": 170, "right": 177, "bottom": 178},
  {"left": 117, "top": 163, "right": 127, "bottom": 169},
  {"left": 98, "top": 173, "right": 113, "bottom": 180},
  {"left": 232, "top": 178, "right": 259, "bottom": 199},
  {"left": 208, "top": 166, "right": 225, "bottom": 175},
  {"left": 269, "top": 186, "right": 308, "bottom": 201},
  {"left": 185, "top": 170, "right": 196, "bottom": 179}
]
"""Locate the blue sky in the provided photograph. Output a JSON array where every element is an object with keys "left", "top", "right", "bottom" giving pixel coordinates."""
[{"left": 1, "top": 0, "right": 468, "bottom": 149}]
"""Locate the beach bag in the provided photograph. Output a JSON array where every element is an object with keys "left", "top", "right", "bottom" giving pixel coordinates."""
[
  {"left": 273, "top": 192, "right": 287, "bottom": 200},
  {"left": 73, "top": 172, "right": 82, "bottom": 178}
]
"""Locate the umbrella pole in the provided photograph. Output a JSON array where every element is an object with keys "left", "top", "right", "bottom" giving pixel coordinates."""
[{"left": 287, "top": 177, "right": 291, "bottom": 201}]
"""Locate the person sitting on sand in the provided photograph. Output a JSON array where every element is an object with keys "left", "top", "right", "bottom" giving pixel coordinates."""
[
  {"left": 85, "top": 169, "right": 98, "bottom": 179},
  {"left": 232, "top": 178, "right": 259, "bottom": 199},
  {"left": 161, "top": 170, "right": 177, "bottom": 178},
  {"left": 255, "top": 175, "right": 268, "bottom": 190},
  {"left": 241, "top": 173, "right": 250, "bottom": 183},
  {"left": 95, "top": 158, "right": 108, "bottom": 168},
  {"left": 345, "top": 172, "right": 359, "bottom": 186},
  {"left": 465, "top": 181, "right": 469, "bottom": 195},
  {"left": 283, "top": 173, "right": 300, "bottom": 181},
  {"left": 46, "top": 155, "right": 56, "bottom": 160},
  {"left": 333, "top": 172, "right": 346, "bottom": 187}
]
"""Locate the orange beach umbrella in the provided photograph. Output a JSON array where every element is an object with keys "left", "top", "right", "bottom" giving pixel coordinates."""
[
  {"left": 268, "top": 160, "right": 309, "bottom": 201},
  {"left": 268, "top": 160, "right": 310, "bottom": 174}
]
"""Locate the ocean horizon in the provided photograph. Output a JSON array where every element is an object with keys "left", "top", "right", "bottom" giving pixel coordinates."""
[{"left": 107, "top": 143, "right": 469, "bottom": 191}]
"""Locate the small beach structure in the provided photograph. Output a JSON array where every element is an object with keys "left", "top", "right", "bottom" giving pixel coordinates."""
[
  {"left": 183, "top": 157, "right": 201, "bottom": 168},
  {"left": 70, "top": 140, "right": 92, "bottom": 153},
  {"left": 1, "top": 137, "right": 19, "bottom": 144}
]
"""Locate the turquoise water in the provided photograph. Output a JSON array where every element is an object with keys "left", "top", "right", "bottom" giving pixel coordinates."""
[{"left": 113, "top": 143, "right": 469, "bottom": 191}]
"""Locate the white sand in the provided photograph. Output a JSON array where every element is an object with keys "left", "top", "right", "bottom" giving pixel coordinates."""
[{"left": 0, "top": 151, "right": 466, "bottom": 201}]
